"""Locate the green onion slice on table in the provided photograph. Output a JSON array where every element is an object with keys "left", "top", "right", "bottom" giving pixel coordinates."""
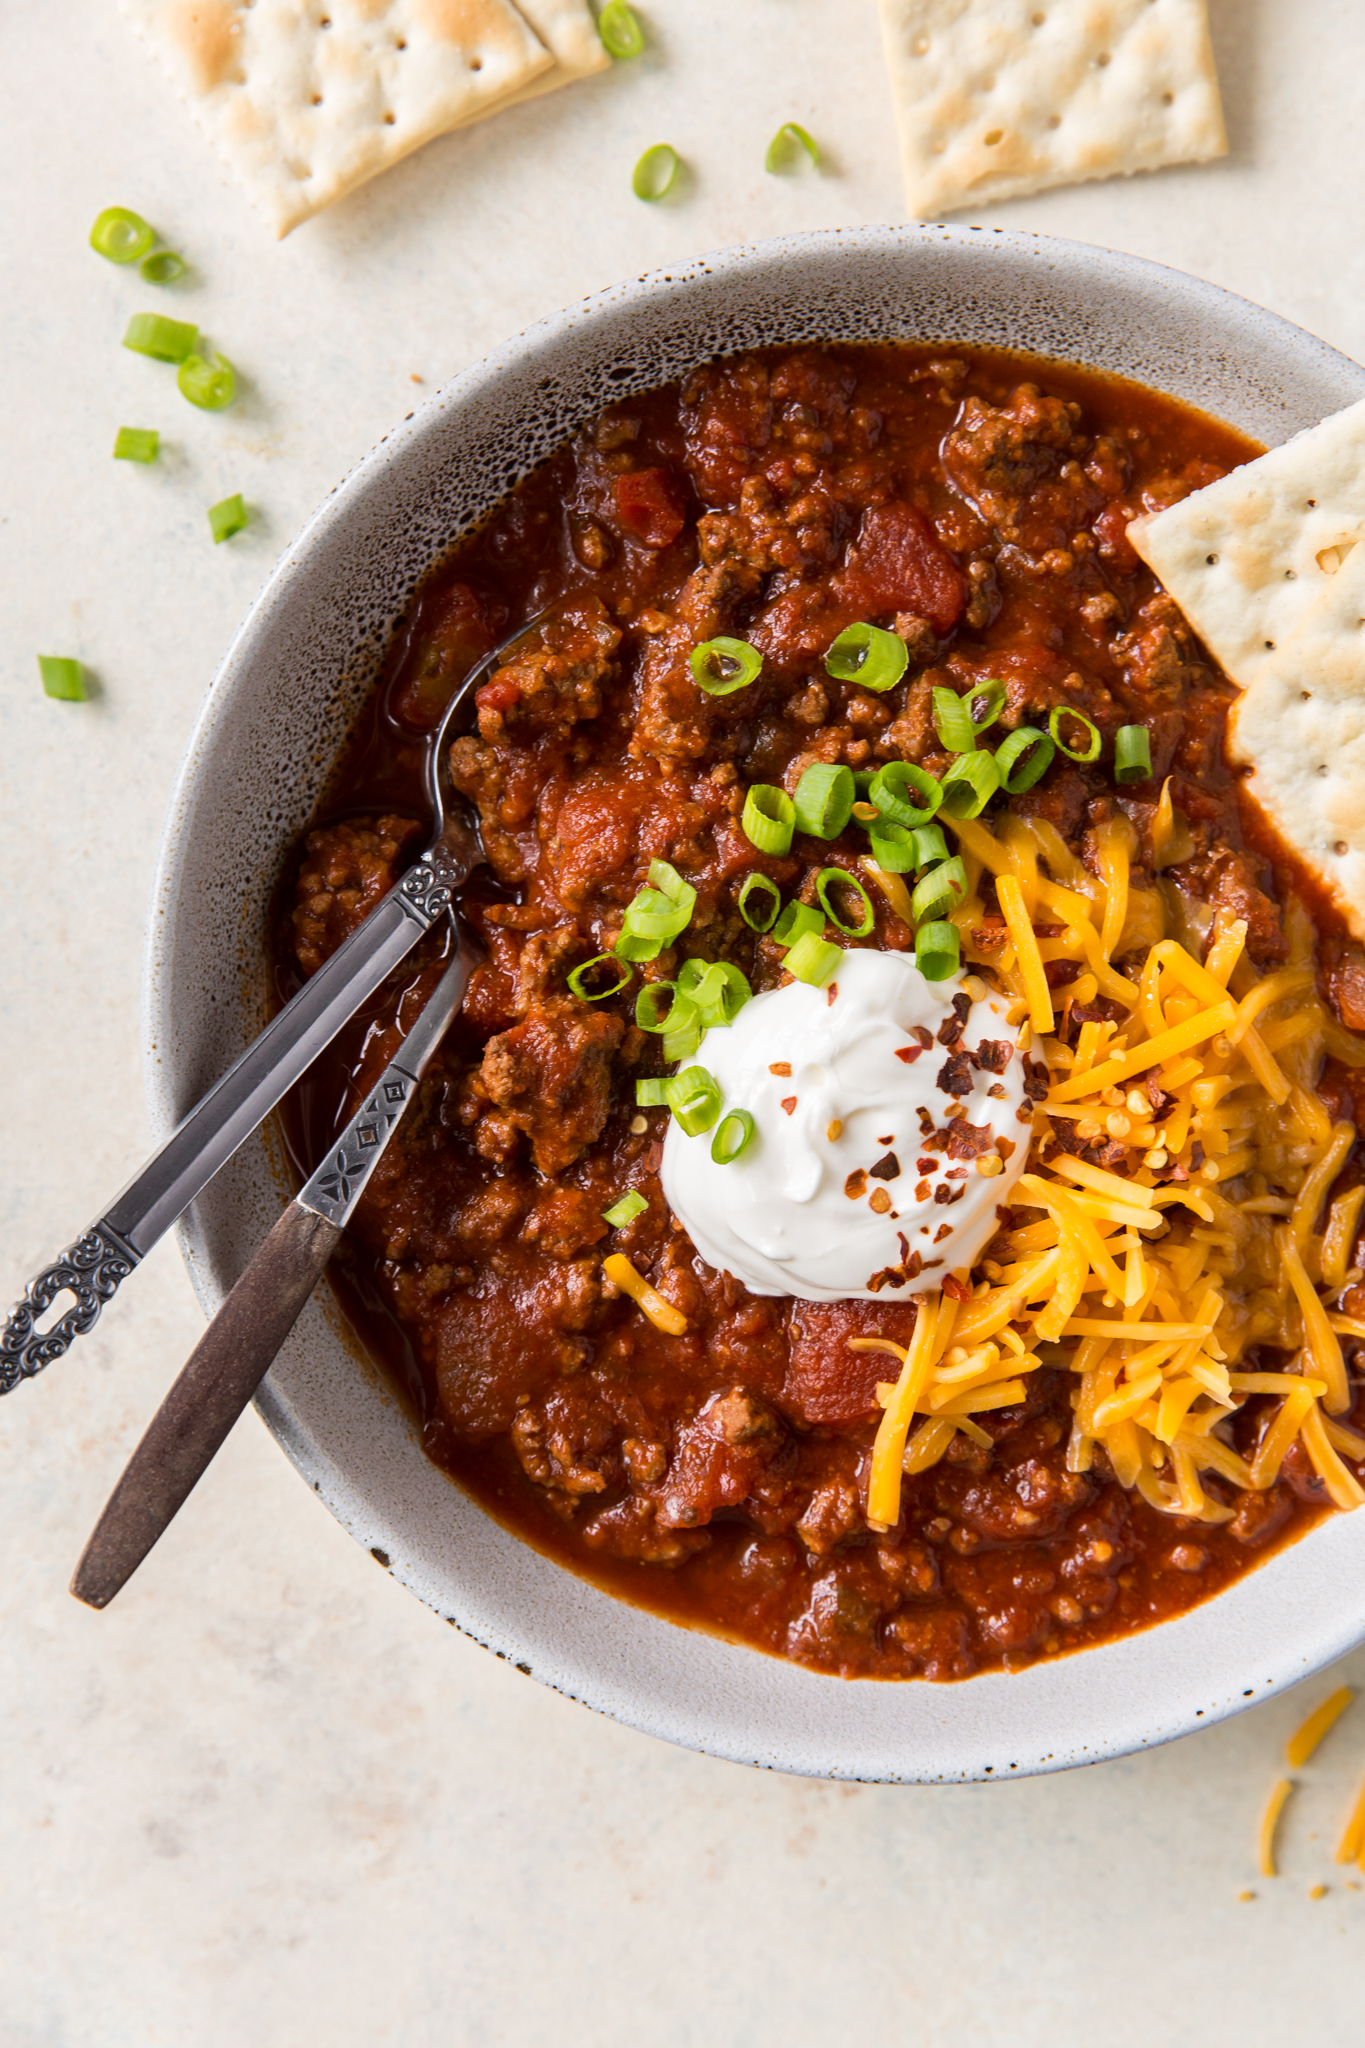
[
  {"left": 765, "top": 123, "right": 821, "bottom": 174},
  {"left": 141, "top": 251, "right": 187, "bottom": 284},
  {"left": 1048, "top": 704, "right": 1102, "bottom": 762},
  {"left": 632, "top": 144, "right": 681, "bottom": 202},
  {"left": 995, "top": 725, "right": 1055, "bottom": 793},
  {"left": 690, "top": 636, "right": 762, "bottom": 695},
  {"left": 738, "top": 872, "right": 781, "bottom": 931},
  {"left": 597, "top": 0, "right": 644, "bottom": 58},
  {"left": 816, "top": 867, "right": 875, "bottom": 937},
  {"left": 742, "top": 783, "right": 796, "bottom": 855},
  {"left": 916, "top": 919, "right": 961, "bottom": 982},
  {"left": 123, "top": 312, "right": 198, "bottom": 362},
  {"left": 208, "top": 493, "right": 248, "bottom": 544},
  {"left": 711, "top": 1109, "right": 756, "bottom": 1164},
  {"left": 178, "top": 352, "right": 236, "bottom": 411},
  {"left": 1115, "top": 724, "right": 1153, "bottom": 782},
  {"left": 602, "top": 1189, "right": 648, "bottom": 1227},
  {"left": 90, "top": 207, "right": 155, "bottom": 263},
  {"left": 792, "top": 762, "right": 855, "bottom": 838},
  {"left": 867, "top": 759, "right": 942, "bottom": 828},
  {"left": 825, "top": 622, "right": 908, "bottom": 693},
  {"left": 113, "top": 426, "right": 159, "bottom": 463},
  {"left": 38, "top": 655, "right": 87, "bottom": 702}
]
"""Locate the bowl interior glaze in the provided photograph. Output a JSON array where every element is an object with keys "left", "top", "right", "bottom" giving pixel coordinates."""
[{"left": 146, "top": 226, "right": 1365, "bottom": 1782}]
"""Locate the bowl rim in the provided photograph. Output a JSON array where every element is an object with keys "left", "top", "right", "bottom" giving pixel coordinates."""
[{"left": 145, "top": 222, "right": 1365, "bottom": 1782}]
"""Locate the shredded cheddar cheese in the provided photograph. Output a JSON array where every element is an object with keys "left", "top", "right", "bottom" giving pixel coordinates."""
[
  {"left": 603, "top": 1253, "right": 689, "bottom": 1336},
  {"left": 1259, "top": 1779, "right": 1294, "bottom": 1878},
  {"left": 1286, "top": 1686, "right": 1354, "bottom": 1768}
]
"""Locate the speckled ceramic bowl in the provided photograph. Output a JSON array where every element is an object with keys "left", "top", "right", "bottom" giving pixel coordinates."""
[{"left": 146, "top": 225, "right": 1365, "bottom": 1783}]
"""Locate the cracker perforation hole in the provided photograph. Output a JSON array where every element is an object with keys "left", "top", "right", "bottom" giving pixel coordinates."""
[
  {"left": 912, "top": 35, "right": 929, "bottom": 54},
  {"left": 1205, "top": 552, "right": 1219, "bottom": 565},
  {"left": 1161, "top": 91, "right": 1174, "bottom": 105},
  {"left": 984, "top": 129, "right": 1004, "bottom": 146},
  {"left": 1285, "top": 568, "right": 1297, "bottom": 580},
  {"left": 311, "top": 93, "right": 322, "bottom": 105},
  {"left": 1096, "top": 51, "right": 1111, "bottom": 66},
  {"left": 470, "top": 56, "right": 483, "bottom": 70},
  {"left": 383, "top": 110, "right": 396, "bottom": 123},
  {"left": 1031, "top": 10, "right": 1046, "bottom": 22},
  {"left": 1335, "top": 841, "right": 1349, "bottom": 855},
  {"left": 1046, "top": 113, "right": 1061, "bottom": 129}
]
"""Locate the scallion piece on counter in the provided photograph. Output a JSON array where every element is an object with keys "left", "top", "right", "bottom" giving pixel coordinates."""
[
  {"left": 995, "top": 724, "right": 1055, "bottom": 793},
  {"left": 825, "top": 621, "right": 908, "bottom": 693},
  {"left": 38, "top": 655, "right": 87, "bottom": 702},
  {"left": 90, "top": 206, "right": 155, "bottom": 263},
  {"left": 1115, "top": 724, "right": 1153, "bottom": 783},
  {"left": 635, "top": 1078, "right": 670, "bottom": 1107},
  {"left": 123, "top": 311, "right": 198, "bottom": 362},
  {"left": 632, "top": 143, "right": 681, "bottom": 202},
  {"left": 711, "top": 1109, "right": 756, "bottom": 1164},
  {"left": 816, "top": 866, "right": 874, "bottom": 937},
  {"left": 765, "top": 122, "right": 821, "bottom": 175},
  {"left": 867, "top": 759, "right": 942, "bottom": 828},
  {"left": 1048, "top": 703, "right": 1102, "bottom": 762},
  {"left": 772, "top": 900, "right": 823, "bottom": 948},
  {"left": 866, "top": 819, "right": 917, "bottom": 873},
  {"left": 208, "top": 492, "right": 248, "bottom": 543},
  {"left": 690, "top": 635, "right": 762, "bottom": 695},
  {"left": 598, "top": 0, "right": 645, "bottom": 57},
  {"left": 938, "top": 749, "right": 1000, "bottom": 820},
  {"left": 663, "top": 1066, "right": 723, "bottom": 1136},
  {"left": 910, "top": 855, "right": 967, "bottom": 927},
  {"left": 567, "top": 952, "right": 633, "bottom": 1001},
  {"left": 178, "top": 351, "right": 236, "bottom": 411},
  {"left": 793, "top": 761, "right": 855, "bottom": 838},
  {"left": 113, "top": 426, "right": 159, "bottom": 463},
  {"left": 141, "top": 250, "right": 187, "bottom": 284},
  {"left": 603, "top": 1188, "right": 648, "bottom": 1227},
  {"left": 742, "top": 782, "right": 796, "bottom": 855},
  {"left": 915, "top": 919, "right": 961, "bottom": 982},
  {"left": 783, "top": 930, "right": 842, "bottom": 986},
  {"left": 738, "top": 872, "right": 781, "bottom": 931}
]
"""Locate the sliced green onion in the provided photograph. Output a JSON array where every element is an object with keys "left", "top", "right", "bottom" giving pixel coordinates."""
[
  {"left": 123, "top": 311, "right": 198, "bottom": 362},
  {"left": 662, "top": 1016, "right": 703, "bottom": 1063},
  {"left": 995, "top": 725, "right": 1055, "bottom": 793},
  {"left": 910, "top": 855, "right": 967, "bottom": 926},
  {"left": 90, "top": 206, "right": 154, "bottom": 263},
  {"left": 867, "top": 759, "right": 943, "bottom": 828},
  {"left": 633, "top": 143, "right": 681, "bottom": 202},
  {"left": 615, "top": 864, "right": 697, "bottom": 960},
  {"left": 793, "top": 762, "right": 855, "bottom": 838},
  {"left": 711, "top": 1109, "right": 756, "bottom": 1163},
  {"left": 178, "top": 351, "right": 236, "bottom": 411},
  {"left": 635, "top": 981, "right": 692, "bottom": 1033},
  {"left": 690, "top": 635, "right": 762, "bottom": 696},
  {"left": 597, "top": 0, "right": 644, "bottom": 58},
  {"left": 1115, "top": 724, "right": 1153, "bottom": 783},
  {"left": 1048, "top": 703, "right": 1102, "bottom": 763},
  {"left": 208, "top": 493, "right": 248, "bottom": 544},
  {"left": 38, "top": 655, "right": 87, "bottom": 702},
  {"left": 677, "top": 957, "right": 752, "bottom": 1026},
  {"left": 663, "top": 1066, "right": 723, "bottom": 1136},
  {"left": 939, "top": 749, "right": 1000, "bottom": 820},
  {"left": 772, "top": 900, "right": 823, "bottom": 948},
  {"left": 648, "top": 858, "right": 694, "bottom": 907},
  {"left": 816, "top": 867, "right": 875, "bottom": 937},
  {"left": 742, "top": 783, "right": 796, "bottom": 856},
  {"left": 603, "top": 1189, "right": 648, "bottom": 1227},
  {"left": 568, "top": 953, "right": 633, "bottom": 1001},
  {"left": 784, "top": 931, "right": 842, "bottom": 986},
  {"left": 911, "top": 823, "right": 950, "bottom": 869},
  {"left": 141, "top": 250, "right": 186, "bottom": 284},
  {"left": 738, "top": 872, "right": 781, "bottom": 931},
  {"left": 825, "top": 622, "right": 909, "bottom": 693},
  {"left": 113, "top": 426, "right": 159, "bottom": 463},
  {"left": 765, "top": 122, "right": 821, "bottom": 175},
  {"left": 916, "top": 919, "right": 961, "bottom": 981},
  {"left": 636, "top": 1078, "right": 670, "bottom": 1107},
  {"left": 866, "top": 819, "right": 917, "bottom": 873},
  {"left": 932, "top": 678, "right": 1005, "bottom": 753}
]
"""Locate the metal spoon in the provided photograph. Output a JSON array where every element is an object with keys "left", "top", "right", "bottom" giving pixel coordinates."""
[{"left": 1, "top": 611, "right": 544, "bottom": 1394}]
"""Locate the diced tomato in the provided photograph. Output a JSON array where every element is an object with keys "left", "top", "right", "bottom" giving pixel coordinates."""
[
  {"left": 388, "top": 580, "right": 500, "bottom": 729},
  {"left": 839, "top": 502, "right": 967, "bottom": 635},
  {"left": 613, "top": 467, "right": 688, "bottom": 548},
  {"left": 475, "top": 676, "right": 522, "bottom": 717},
  {"left": 782, "top": 1298, "right": 923, "bottom": 1426},
  {"left": 1093, "top": 500, "right": 1139, "bottom": 570}
]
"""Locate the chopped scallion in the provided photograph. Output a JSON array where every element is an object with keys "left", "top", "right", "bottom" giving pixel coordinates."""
[
  {"left": 816, "top": 866, "right": 874, "bottom": 937},
  {"left": 178, "top": 351, "right": 236, "bottom": 411},
  {"left": 123, "top": 311, "right": 198, "bottom": 362},
  {"left": 738, "top": 872, "right": 781, "bottom": 931},
  {"left": 995, "top": 724, "right": 1055, "bottom": 793},
  {"left": 38, "top": 655, "right": 87, "bottom": 702},
  {"left": 916, "top": 919, "right": 961, "bottom": 981},
  {"left": 910, "top": 855, "right": 967, "bottom": 926},
  {"left": 662, "top": 1015, "right": 703, "bottom": 1063},
  {"left": 603, "top": 1188, "right": 648, "bottom": 1227},
  {"left": 1115, "top": 724, "right": 1153, "bottom": 782},
  {"left": 141, "top": 250, "right": 187, "bottom": 284},
  {"left": 208, "top": 492, "right": 248, "bottom": 543},
  {"left": 938, "top": 748, "right": 1000, "bottom": 819},
  {"left": 932, "top": 678, "right": 1005, "bottom": 752},
  {"left": 90, "top": 207, "right": 155, "bottom": 263},
  {"left": 911, "top": 823, "right": 950, "bottom": 869},
  {"left": 742, "top": 782, "right": 796, "bottom": 855},
  {"left": 632, "top": 143, "right": 681, "bottom": 202},
  {"left": 113, "top": 426, "right": 159, "bottom": 463},
  {"left": 825, "top": 621, "right": 909, "bottom": 693},
  {"left": 614, "top": 863, "right": 697, "bottom": 960},
  {"left": 635, "top": 1078, "right": 670, "bottom": 1107},
  {"left": 866, "top": 819, "right": 917, "bottom": 873},
  {"left": 711, "top": 1109, "right": 756, "bottom": 1164},
  {"left": 772, "top": 900, "right": 823, "bottom": 948},
  {"left": 690, "top": 635, "right": 762, "bottom": 695},
  {"left": 597, "top": 0, "right": 644, "bottom": 58},
  {"left": 867, "top": 759, "right": 943, "bottom": 828},
  {"left": 765, "top": 122, "right": 821, "bottom": 175},
  {"left": 663, "top": 1065, "right": 723, "bottom": 1136},
  {"left": 1048, "top": 703, "right": 1102, "bottom": 762},
  {"left": 783, "top": 930, "right": 842, "bottom": 986},
  {"left": 677, "top": 957, "right": 752, "bottom": 1026},
  {"left": 793, "top": 761, "right": 855, "bottom": 838},
  {"left": 567, "top": 952, "right": 633, "bottom": 1001},
  {"left": 635, "top": 982, "right": 691, "bottom": 1032}
]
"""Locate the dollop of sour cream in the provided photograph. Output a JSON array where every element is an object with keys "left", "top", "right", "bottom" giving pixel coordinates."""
[{"left": 661, "top": 949, "right": 1032, "bottom": 1302}]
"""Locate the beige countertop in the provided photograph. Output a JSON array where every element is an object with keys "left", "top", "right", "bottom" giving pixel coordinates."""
[{"left": 5, "top": 1, "right": 1365, "bottom": 2039}]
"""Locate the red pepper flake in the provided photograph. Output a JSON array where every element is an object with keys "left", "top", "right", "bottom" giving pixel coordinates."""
[
  {"left": 915, "top": 1179, "right": 932, "bottom": 1201},
  {"left": 845, "top": 1168, "right": 869, "bottom": 1199},
  {"left": 869, "top": 1151, "right": 901, "bottom": 1181},
  {"left": 917, "top": 1156, "right": 938, "bottom": 1175},
  {"left": 769, "top": 1061, "right": 792, "bottom": 1076},
  {"left": 877, "top": 1133, "right": 895, "bottom": 1144},
  {"left": 934, "top": 1222, "right": 953, "bottom": 1243},
  {"left": 894, "top": 1045, "right": 924, "bottom": 1064},
  {"left": 781, "top": 1096, "right": 797, "bottom": 1116},
  {"left": 827, "top": 981, "right": 839, "bottom": 1006},
  {"left": 911, "top": 1025, "right": 934, "bottom": 1049},
  {"left": 942, "top": 1275, "right": 971, "bottom": 1302}
]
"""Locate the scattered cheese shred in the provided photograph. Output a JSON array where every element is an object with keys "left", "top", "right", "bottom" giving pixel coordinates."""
[
  {"left": 1285, "top": 1686, "right": 1355, "bottom": 1768},
  {"left": 1336, "top": 1768, "right": 1365, "bottom": 1864},
  {"left": 1259, "top": 1779, "right": 1294, "bottom": 1878},
  {"left": 602, "top": 1253, "right": 688, "bottom": 1336}
]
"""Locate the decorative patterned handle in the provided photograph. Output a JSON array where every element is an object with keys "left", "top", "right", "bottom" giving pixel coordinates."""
[{"left": 1, "top": 1224, "right": 140, "bottom": 1394}]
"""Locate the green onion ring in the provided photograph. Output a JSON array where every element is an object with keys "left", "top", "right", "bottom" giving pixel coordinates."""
[
  {"left": 911, "top": 823, "right": 950, "bottom": 869},
  {"left": 764, "top": 122, "right": 821, "bottom": 175},
  {"left": 938, "top": 749, "right": 1000, "bottom": 820},
  {"left": 910, "top": 855, "right": 967, "bottom": 927},
  {"left": 772, "top": 900, "right": 823, "bottom": 948},
  {"left": 867, "top": 759, "right": 943, "bottom": 829},
  {"left": 597, "top": 0, "right": 644, "bottom": 58},
  {"left": 647, "top": 858, "right": 695, "bottom": 907},
  {"left": 677, "top": 957, "right": 752, "bottom": 1025},
  {"left": 825, "top": 622, "right": 909, "bottom": 693},
  {"left": 568, "top": 953, "right": 633, "bottom": 1002},
  {"left": 208, "top": 493, "right": 248, "bottom": 544},
  {"left": 632, "top": 143, "right": 681, "bottom": 202},
  {"left": 663, "top": 1066, "right": 723, "bottom": 1136},
  {"left": 141, "top": 250, "right": 187, "bottom": 284},
  {"left": 995, "top": 725, "right": 1055, "bottom": 793},
  {"left": 742, "top": 783, "right": 796, "bottom": 855},
  {"left": 1048, "top": 703, "right": 1102, "bottom": 762},
  {"left": 738, "top": 872, "right": 781, "bottom": 931},
  {"left": 662, "top": 1016, "right": 703, "bottom": 1063},
  {"left": 690, "top": 635, "right": 763, "bottom": 696},
  {"left": 112, "top": 426, "right": 159, "bottom": 463},
  {"left": 635, "top": 1078, "right": 670, "bottom": 1107},
  {"left": 38, "top": 655, "right": 87, "bottom": 703},
  {"left": 793, "top": 761, "right": 855, "bottom": 838},
  {"left": 783, "top": 931, "right": 842, "bottom": 986},
  {"left": 711, "top": 1109, "right": 756, "bottom": 1164},
  {"left": 916, "top": 919, "right": 961, "bottom": 982},
  {"left": 866, "top": 819, "right": 917, "bottom": 873},
  {"left": 178, "top": 351, "right": 236, "bottom": 411},
  {"left": 932, "top": 678, "right": 1006, "bottom": 753},
  {"left": 634, "top": 981, "right": 692, "bottom": 1032},
  {"left": 816, "top": 866, "right": 875, "bottom": 937},
  {"left": 602, "top": 1189, "right": 648, "bottom": 1227},
  {"left": 1115, "top": 724, "right": 1153, "bottom": 783},
  {"left": 123, "top": 311, "right": 198, "bottom": 363},
  {"left": 90, "top": 206, "right": 155, "bottom": 263}
]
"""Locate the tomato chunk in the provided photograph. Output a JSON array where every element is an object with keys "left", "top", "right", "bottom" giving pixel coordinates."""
[
  {"left": 840, "top": 502, "right": 967, "bottom": 636},
  {"left": 614, "top": 466, "right": 688, "bottom": 548}
]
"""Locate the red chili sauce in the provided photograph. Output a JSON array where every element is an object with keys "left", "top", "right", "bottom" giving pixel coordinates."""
[{"left": 271, "top": 345, "right": 1365, "bottom": 1681}]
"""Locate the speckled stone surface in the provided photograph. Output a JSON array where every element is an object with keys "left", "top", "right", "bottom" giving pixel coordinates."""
[{"left": 6, "top": 0, "right": 1365, "bottom": 2039}]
